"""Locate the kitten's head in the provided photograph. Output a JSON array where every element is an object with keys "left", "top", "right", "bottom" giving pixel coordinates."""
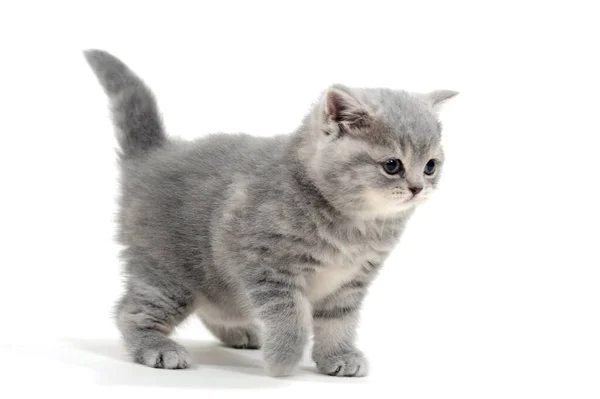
[{"left": 299, "top": 84, "right": 458, "bottom": 219}]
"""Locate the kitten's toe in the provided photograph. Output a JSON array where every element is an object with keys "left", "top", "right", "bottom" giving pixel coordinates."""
[
  {"left": 135, "top": 341, "right": 190, "bottom": 369},
  {"left": 315, "top": 350, "right": 368, "bottom": 377},
  {"left": 227, "top": 326, "right": 262, "bottom": 350},
  {"left": 206, "top": 323, "right": 262, "bottom": 350}
]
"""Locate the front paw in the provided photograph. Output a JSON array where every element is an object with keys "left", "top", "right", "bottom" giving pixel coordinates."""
[
  {"left": 263, "top": 349, "right": 303, "bottom": 377},
  {"left": 265, "top": 360, "right": 298, "bottom": 377},
  {"left": 134, "top": 341, "right": 190, "bottom": 369},
  {"left": 262, "top": 338, "right": 305, "bottom": 377},
  {"left": 315, "top": 350, "right": 368, "bottom": 377}
]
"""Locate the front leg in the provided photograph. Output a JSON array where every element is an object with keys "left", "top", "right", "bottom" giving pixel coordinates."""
[
  {"left": 312, "top": 279, "right": 370, "bottom": 377},
  {"left": 245, "top": 268, "right": 312, "bottom": 377}
]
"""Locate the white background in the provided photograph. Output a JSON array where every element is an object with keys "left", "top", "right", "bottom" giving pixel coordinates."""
[{"left": 1, "top": 1, "right": 598, "bottom": 398}]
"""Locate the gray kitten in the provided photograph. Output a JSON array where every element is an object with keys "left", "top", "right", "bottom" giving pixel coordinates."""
[{"left": 83, "top": 49, "right": 457, "bottom": 377}]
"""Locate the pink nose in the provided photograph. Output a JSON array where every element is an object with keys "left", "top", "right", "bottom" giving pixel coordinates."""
[{"left": 409, "top": 186, "right": 423, "bottom": 196}]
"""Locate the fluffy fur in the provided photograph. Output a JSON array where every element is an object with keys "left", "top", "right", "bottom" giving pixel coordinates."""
[{"left": 83, "top": 49, "right": 458, "bottom": 377}]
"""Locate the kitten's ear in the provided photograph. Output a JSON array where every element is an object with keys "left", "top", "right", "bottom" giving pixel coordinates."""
[
  {"left": 424, "top": 90, "right": 459, "bottom": 113},
  {"left": 324, "top": 85, "right": 372, "bottom": 130}
]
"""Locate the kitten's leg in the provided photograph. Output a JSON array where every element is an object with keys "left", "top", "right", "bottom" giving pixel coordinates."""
[
  {"left": 245, "top": 269, "right": 312, "bottom": 377},
  {"left": 203, "top": 322, "right": 261, "bottom": 349},
  {"left": 116, "top": 279, "right": 196, "bottom": 369},
  {"left": 312, "top": 279, "right": 370, "bottom": 377}
]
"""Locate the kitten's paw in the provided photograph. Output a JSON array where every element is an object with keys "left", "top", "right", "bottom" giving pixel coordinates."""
[
  {"left": 134, "top": 341, "right": 190, "bottom": 369},
  {"left": 224, "top": 326, "right": 262, "bottom": 350},
  {"left": 265, "top": 361, "right": 298, "bottom": 377},
  {"left": 315, "top": 350, "right": 368, "bottom": 377},
  {"left": 263, "top": 344, "right": 303, "bottom": 377}
]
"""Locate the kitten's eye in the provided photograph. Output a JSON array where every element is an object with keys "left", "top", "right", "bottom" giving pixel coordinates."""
[
  {"left": 424, "top": 159, "right": 437, "bottom": 175},
  {"left": 383, "top": 158, "right": 403, "bottom": 175}
]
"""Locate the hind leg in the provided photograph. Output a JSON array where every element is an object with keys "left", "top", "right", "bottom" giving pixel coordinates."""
[
  {"left": 196, "top": 305, "right": 261, "bottom": 349},
  {"left": 116, "top": 279, "right": 197, "bottom": 369},
  {"left": 204, "top": 322, "right": 262, "bottom": 349}
]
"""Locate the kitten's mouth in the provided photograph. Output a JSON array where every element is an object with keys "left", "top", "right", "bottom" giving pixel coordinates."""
[{"left": 403, "top": 194, "right": 425, "bottom": 205}]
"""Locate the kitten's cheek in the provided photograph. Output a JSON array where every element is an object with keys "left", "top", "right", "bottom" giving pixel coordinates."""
[{"left": 362, "top": 189, "right": 396, "bottom": 211}]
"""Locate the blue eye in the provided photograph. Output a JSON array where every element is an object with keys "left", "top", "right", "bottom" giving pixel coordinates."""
[
  {"left": 424, "top": 159, "right": 436, "bottom": 175},
  {"left": 383, "top": 158, "right": 403, "bottom": 175}
]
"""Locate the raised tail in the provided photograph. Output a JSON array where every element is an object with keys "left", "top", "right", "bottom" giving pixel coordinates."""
[{"left": 83, "top": 49, "right": 166, "bottom": 158}]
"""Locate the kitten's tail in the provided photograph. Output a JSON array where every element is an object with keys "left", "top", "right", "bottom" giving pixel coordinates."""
[{"left": 83, "top": 49, "right": 166, "bottom": 158}]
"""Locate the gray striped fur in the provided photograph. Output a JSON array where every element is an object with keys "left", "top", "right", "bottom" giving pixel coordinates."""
[{"left": 83, "top": 49, "right": 457, "bottom": 377}]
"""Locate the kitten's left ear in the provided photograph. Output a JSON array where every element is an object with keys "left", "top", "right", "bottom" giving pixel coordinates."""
[
  {"left": 424, "top": 90, "right": 459, "bottom": 114},
  {"left": 323, "top": 84, "right": 373, "bottom": 132}
]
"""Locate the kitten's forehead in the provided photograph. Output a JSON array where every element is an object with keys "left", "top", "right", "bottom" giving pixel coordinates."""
[
  {"left": 398, "top": 123, "right": 441, "bottom": 161},
  {"left": 366, "top": 88, "right": 441, "bottom": 157}
]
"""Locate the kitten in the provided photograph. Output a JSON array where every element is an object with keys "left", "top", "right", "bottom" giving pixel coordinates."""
[{"left": 83, "top": 49, "right": 458, "bottom": 377}]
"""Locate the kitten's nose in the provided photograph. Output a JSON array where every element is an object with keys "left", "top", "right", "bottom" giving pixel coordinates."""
[{"left": 409, "top": 186, "right": 423, "bottom": 196}]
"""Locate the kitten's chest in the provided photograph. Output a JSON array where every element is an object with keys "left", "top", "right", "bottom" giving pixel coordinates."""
[
  {"left": 304, "top": 228, "right": 397, "bottom": 303},
  {"left": 305, "top": 262, "right": 362, "bottom": 302}
]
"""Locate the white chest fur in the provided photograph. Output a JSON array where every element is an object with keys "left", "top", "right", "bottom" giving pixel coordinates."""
[{"left": 305, "top": 263, "right": 362, "bottom": 303}]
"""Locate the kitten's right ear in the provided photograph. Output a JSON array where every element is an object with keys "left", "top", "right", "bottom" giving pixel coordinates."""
[
  {"left": 423, "top": 90, "right": 459, "bottom": 114},
  {"left": 323, "top": 85, "right": 372, "bottom": 132}
]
